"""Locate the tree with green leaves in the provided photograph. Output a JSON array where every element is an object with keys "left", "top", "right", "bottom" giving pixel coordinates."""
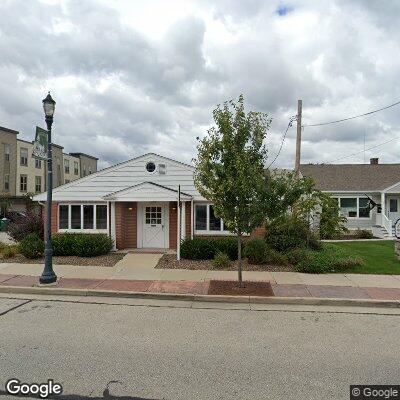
[
  {"left": 194, "top": 95, "right": 271, "bottom": 286},
  {"left": 264, "top": 170, "right": 347, "bottom": 238}
]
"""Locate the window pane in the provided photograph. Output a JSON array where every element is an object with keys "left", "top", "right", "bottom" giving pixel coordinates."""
[
  {"left": 195, "top": 205, "right": 207, "bottom": 230},
  {"left": 340, "top": 198, "right": 357, "bottom": 217},
  {"left": 96, "top": 205, "right": 107, "bottom": 229},
  {"left": 59, "top": 205, "right": 69, "bottom": 229},
  {"left": 71, "top": 205, "right": 81, "bottom": 229},
  {"left": 359, "top": 198, "right": 370, "bottom": 218},
  {"left": 83, "top": 205, "right": 94, "bottom": 229},
  {"left": 209, "top": 205, "right": 222, "bottom": 231},
  {"left": 390, "top": 199, "right": 398, "bottom": 212}
]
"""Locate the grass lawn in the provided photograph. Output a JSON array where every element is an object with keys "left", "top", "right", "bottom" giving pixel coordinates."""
[{"left": 329, "top": 240, "right": 400, "bottom": 275}]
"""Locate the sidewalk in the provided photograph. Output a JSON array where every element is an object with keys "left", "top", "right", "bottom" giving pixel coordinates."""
[{"left": 0, "top": 253, "right": 400, "bottom": 303}]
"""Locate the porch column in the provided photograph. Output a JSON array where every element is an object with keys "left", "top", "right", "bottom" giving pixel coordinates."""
[
  {"left": 111, "top": 201, "right": 116, "bottom": 250},
  {"left": 381, "top": 192, "right": 386, "bottom": 219}
]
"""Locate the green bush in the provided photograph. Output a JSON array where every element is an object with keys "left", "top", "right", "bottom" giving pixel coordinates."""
[
  {"left": 213, "top": 237, "right": 238, "bottom": 260},
  {"left": 180, "top": 237, "right": 239, "bottom": 260},
  {"left": 286, "top": 248, "right": 310, "bottom": 265},
  {"left": 19, "top": 233, "right": 44, "bottom": 259},
  {"left": 265, "top": 215, "right": 321, "bottom": 252},
  {"left": 1, "top": 245, "right": 18, "bottom": 259},
  {"left": 265, "top": 248, "right": 288, "bottom": 265},
  {"left": 212, "top": 252, "right": 231, "bottom": 269},
  {"left": 244, "top": 239, "right": 268, "bottom": 264},
  {"left": 354, "top": 229, "right": 374, "bottom": 239},
  {"left": 181, "top": 237, "right": 216, "bottom": 260},
  {"left": 294, "top": 244, "right": 364, "bottom": 273},
  {"left": 52, "top": 233, "right": 113, "bottom": 257}
]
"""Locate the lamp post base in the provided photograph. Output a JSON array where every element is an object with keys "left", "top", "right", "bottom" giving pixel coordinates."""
[{"left": 39, "top": 273, "right": 57, "bottom": 284}]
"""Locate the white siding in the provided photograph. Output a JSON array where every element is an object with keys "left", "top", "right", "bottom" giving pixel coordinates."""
[{"left": 33, "top": 153, "right": 204, "bottom": 202}]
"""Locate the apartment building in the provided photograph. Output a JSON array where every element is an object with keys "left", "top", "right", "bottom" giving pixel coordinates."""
[{"left": 1, "top": 125, "right": 98, "bottom": 213}]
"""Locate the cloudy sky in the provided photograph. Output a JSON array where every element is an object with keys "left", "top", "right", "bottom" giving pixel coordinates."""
[{"left": 1, "top": 0, "right": 400, "bottom": 169}]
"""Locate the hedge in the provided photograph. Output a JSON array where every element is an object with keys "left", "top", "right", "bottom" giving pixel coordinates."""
[
  {"left": 52, "top": 233, "right": 113, "bottom": 257},
  {"left": 180, "top": 237, "right": 239, "bottom": 260}
]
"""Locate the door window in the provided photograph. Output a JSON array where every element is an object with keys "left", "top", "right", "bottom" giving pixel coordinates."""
[
  {"left": 145, "top": 206, "right": 162, "bottom": 225},
  {"left": 390, "top": 199, "right": 398, "bottom": 213}
]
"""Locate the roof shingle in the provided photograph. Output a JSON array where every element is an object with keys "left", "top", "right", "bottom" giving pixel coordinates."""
[{"left": 300, "top": 164, "right": 400, "bottom": 191}]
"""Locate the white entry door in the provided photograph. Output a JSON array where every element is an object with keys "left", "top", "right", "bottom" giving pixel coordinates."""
[
  {"left": 143, "top": 204, "right": 165, "bottom": 248},
  {"left": 389, "top": 197, "right": 400, "bottom": 226}
]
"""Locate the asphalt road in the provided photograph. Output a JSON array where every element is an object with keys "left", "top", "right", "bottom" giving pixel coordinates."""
[{"left": 0, "top": 296, "right": 398, "bottom": 400}]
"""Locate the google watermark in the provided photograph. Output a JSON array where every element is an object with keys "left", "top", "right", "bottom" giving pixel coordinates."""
[
  {"left": 6, "top": 379, "right": 63, "bottom": 398},
  {"left": 351, "top": 386, "right": 400, "bottom": 399}
]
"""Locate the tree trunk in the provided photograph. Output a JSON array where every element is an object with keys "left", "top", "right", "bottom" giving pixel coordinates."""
[{"left": 237, "top": 232, "right": 243, "bottom": 287}]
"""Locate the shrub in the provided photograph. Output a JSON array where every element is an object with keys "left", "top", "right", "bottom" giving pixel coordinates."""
[
  {"left": 180, "top": 237, "right": 239, "bottom": 260},
  {"left": 244, "top": 239, "right": 268, "bottom": 264},
  {"left": 1, "top": 245, "right": 18, "bottom": 259},
  {"left": 52, "top": 233, "right": 113, "bottom": 257},
  {"left": 0, "top": 242, "right": 6, "bottom": 253},
  {"left": 319, "top": 196, "right": 348, "bottom": 239},
  {"left": 19, "top": 233, "right": 44, "bottom": 259},
  {"left": 212, "top": 252, "right": 231, "bottom": 269},
  {"left": 213, "top": 237, "right": 238, "bottom": 260},
  {"left": 265, "top": 215, "right": 320, "bottom": 252},
  {"left": 181, "top": 237, "right": 216, "bottom": 260},
  {"left": 286, "top": 248, "right": 310, "bottom": 265},
  {"left": 8, "top": 212, "right": 44, "bottom": 242},
  {"left": 354, "top": 229, "right": 374, "bottom": 239},
  {"left": 294, "top": 244, "right": 363, "bottom": 273},
  {"left": 265, "top": 248, "right": 288, "bottom": 265}
]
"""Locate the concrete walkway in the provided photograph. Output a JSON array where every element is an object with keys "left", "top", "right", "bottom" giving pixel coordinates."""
[{"left": 1, "top": 253, "right": 400, "bottom": 289}]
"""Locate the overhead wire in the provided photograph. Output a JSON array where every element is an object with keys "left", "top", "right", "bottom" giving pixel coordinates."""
[{"left": 266, "top": 115, "right": 297, "bottom": 169}]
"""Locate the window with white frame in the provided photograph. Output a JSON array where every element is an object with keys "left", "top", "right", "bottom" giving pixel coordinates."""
[
  {"left": 337, "top": 197, "right": 370, "bottom": 219},
  {"left": 58, "top": 204, "right": 108, "bottom": 231},
  {"left": 195, "top": 204, "right": 229, "bottom": 233}
]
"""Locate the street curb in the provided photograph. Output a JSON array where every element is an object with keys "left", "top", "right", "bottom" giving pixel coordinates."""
[{"left": 0, "top": 285, "right": 399, "bottom": 308}]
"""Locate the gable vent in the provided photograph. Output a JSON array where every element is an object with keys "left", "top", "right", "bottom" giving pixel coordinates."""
[{"left": 158, "top": 163, "right": 166, "bottom": 174}]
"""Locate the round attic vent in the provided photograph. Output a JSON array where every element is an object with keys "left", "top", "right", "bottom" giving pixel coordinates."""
[{"left": 146, "top": 162, "right": 156, "bottom": 173}]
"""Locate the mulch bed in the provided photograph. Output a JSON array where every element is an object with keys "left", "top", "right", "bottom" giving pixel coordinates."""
[
  {"left": 208, "top": 280, "right": 274, "bottom": 296},
  {"left": 0, "top": 253, "right": 126, "bottom": 267},
  {"left": 156, "top": 254, "right": 294, "bottom": 272}
]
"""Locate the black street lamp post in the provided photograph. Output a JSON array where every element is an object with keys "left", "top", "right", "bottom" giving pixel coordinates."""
[{"left": 39, "top": 92, "right": 57, "bottom": 284}]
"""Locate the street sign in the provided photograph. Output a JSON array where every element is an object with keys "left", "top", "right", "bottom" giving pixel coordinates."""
[{"left": 32, "top": 126, "right": 48, "bottom": 160}]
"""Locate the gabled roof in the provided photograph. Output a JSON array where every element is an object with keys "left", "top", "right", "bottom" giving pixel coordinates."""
[
  {"left": 33, "top": 152, "right": 201, "bottom": 202},
  {"left": 300, "top": 163, "right": 400, "bottom": 192},
  {"left": 103, "top": 182, "right": 192, "bottom": 201}
]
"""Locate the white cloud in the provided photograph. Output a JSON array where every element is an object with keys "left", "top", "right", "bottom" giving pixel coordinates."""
[{"left": 1, "top": 0, "right": 400, "bottom": 169}]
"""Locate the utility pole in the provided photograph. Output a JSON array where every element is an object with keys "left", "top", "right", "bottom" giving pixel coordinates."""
[{"left": 295, "top": 99, "right": 302, "bottom": 176}]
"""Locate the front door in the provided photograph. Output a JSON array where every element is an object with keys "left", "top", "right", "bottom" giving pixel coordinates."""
[
  {"left": 143, "top": 204, "right": 165, "bottom": 248},
  {"left": 389, "top": 197, "right": 400, "bottom": 226}
]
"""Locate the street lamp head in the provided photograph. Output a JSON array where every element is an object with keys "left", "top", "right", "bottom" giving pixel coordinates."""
[{"left": 42, "top": 92, "right": 56, "bottom": 117}]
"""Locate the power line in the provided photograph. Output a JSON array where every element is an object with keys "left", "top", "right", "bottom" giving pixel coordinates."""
[
  {"left": 303, "top": 100, "right": 400, "bottom": 127},
  {"left": 328, "top": 136, "right": 399, "bottom": 163},
  {"left": 267, "top": 115, "right": 297, "bottom": 169}
]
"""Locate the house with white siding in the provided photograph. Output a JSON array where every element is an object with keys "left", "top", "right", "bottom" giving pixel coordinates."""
[
  {"left": 33, "top": 153, "right": 256, "bottom": 250},
  {"left": 300, "top": 158, "right": 400, "bottom": 238}
]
